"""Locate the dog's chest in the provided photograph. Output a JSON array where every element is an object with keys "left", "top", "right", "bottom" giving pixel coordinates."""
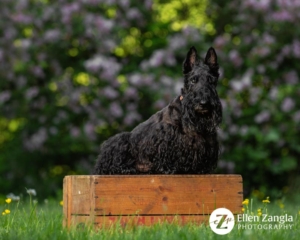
[{"left": 178, "top": 132, "right": 217, "bottom": 150}]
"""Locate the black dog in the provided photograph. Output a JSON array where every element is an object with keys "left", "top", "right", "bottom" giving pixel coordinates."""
[{"left": 93, "top": 46, "right": 222, "bottom": 174}]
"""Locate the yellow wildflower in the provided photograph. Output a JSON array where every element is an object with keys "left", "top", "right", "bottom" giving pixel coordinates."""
[
  {"left": 5, "top": 198, "right": 12, "bottom": 204},
  {"left": 242, "top": 208, "right": 245, "bottom": 212},
  {"left": 2, "top": 212, "right": 6, "bottom": 215},
  {"left": 4, "top": 209, "right": 10, "bottom": 214},
  {"left": 258, "top": 212, "right": 262, "bottom": 216},
  {"left": 279, "top": 203, "right": 284, "bottom": 209},
  {"left": 60, "top": 200, "right": 63, "bottom": 206},
  {"left": 262, "top": 196, "right": 270, "bottom": 203},
  {"left": 242, "top": 199, "right": 249, "bottom": 205}
]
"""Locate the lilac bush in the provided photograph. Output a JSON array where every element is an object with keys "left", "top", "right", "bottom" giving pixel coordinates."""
[
  {"left": 0, "top": 0, "right": 298, "bottom": 197},
  {"left": 0, "top": 0, "right": 208, "bottom": 197},
  {"left": 209, "top": 0, "right": 300, "bottom": 196}
]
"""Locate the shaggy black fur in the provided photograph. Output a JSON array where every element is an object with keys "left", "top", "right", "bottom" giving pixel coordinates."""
[{"left": 93, "top": 46, "right": 222, "bottom": 174}]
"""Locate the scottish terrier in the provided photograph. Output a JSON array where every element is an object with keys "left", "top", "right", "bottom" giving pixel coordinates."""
[{"left": 93, "top": 46, "right": 222, "bottom": 174}]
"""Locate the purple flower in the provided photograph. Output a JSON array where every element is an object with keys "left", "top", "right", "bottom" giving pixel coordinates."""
[
  {"left": 272, "top": 10, "right": 293, "bottom": 22},
  {"left": 95, "top": 16, "right": 113, "bottom": 32},
  {"left": 0, "top": 91, "right": 11, "bottom": 103},
  {"left": 25, "top": 87, "right": 39, "bottom": 100},
  {"left": 128, "top": 73, "right": 143, "bottom": 86},
  {"left": 281, "top": 97, "right": 295, "bottom": 112},
  {"left": 126, "top": 8, "right": 142, "bottom": 20},
  {"left": 165, "top": 51, "right": 176, "bottom": 66},
  {"left": 154, "top": 99, "right": 166, "bottom": 110},
  {"left": 84, "top": 122, "right": 96, "bottom": 140},
  {"left": 292, "top": 40, "right": 300, "bottom": 58},
  {"left": 214, "top": 35, "right": 229, "bottom": 48},
  {"left": 31, "top": 66, "right": 45, "bottom": 78},
  {"left": 144, "top": 0, "right": 153, "bottom": 10},
  {"left": 18, "top": 39, "right": 31, "bottom": 49},
  {"left": 102, "top": 86, "right": 119, "bottom": 99},
  {"left": 240, "top": 125, "right": 249, "bottom": 136},
  {"left": 229, "top": 50, "right": 243, "bottom": 67},
  {"left": 262, "top": 33, "right": 275, "bottom": 45},
  {"left": 255, "top": 111, "right": 270, "bottom": 123},
  {"left": 61, "top": 2, "right": 81, "bottom": 24},
  {"left": 256, "top": 65, "right": 266, "bottom": 74},
  {"left": 251, "top": 46, "right": 270, "bottom": 57},
  {"left": 84, "top": 55, "right": 120, "bottom": 79},
  {"left": 168, "top": 35, "right": 186, "bottom": 50},
  {"left": 284, "top": 70, "right": 299, "bottom": 85},
  {"left": 230, "top": 70, "right": 252, "bottom": 92},
  {"left": 44, "top": 29, "right": 61, "bottom": 42},
  {"left": 244, "top": 0, "right": 271, "bottom": 11},
  {"left": 269, "top": 87, "right": 278, "bottom": 100},
  {"left": 124, "top": 87, "right": 138, "bottom": 99},
  {"left": 160, "top": 76, "right": 172, "bottom": 87},
  {"left": 293, "top": 111, "right": 300, "bottom": 123},
  {"left": 11, "top": 13, "right": 32, "bottom": 24},
  {"left": 85, "top": 56, "right": 105, "bottom": 73},
  {"left": 123, "top": 112, "right": 141, "bottom": 126},
  {"left": 4, "top": 27, "right": 17, "bottom": 40},
  {"left": 24, "top": 128, "right": 48, "bottom": 151},
  {"left": 62, "top": 3, "right": 80, "bottom": 16},
  {"left": 249, "top": 87, "right": 262, "bottom": 105},
  {"left": 70, "top": 127, "right": 80, "bottom": 138},
  {"left": 119, "top": 0, "right": 130, "bottom": 8},
  {"left": 109, "top": 102, "right": 123, "bottom": 118},
  {"left": 149, "top": 50, "right": 164, "bottom": 67},
  {"left": 229, "top": 125, "right": 238, "bottom": 134}
]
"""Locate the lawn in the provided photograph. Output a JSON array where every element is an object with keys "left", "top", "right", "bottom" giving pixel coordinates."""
[{"left": 1, "top": 193, "right": 299, "bottom": 240}]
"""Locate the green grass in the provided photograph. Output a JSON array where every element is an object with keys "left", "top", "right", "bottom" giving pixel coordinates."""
[{"left": 1, "top": 195, "right": 299, "bottom": 240}]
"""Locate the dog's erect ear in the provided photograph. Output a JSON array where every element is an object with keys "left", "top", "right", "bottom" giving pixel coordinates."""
[
  {"left": 204, "top": 47, "right": 219, "bottom": 71},
  {"left": 183, "top": 46, "right": 197, "bottom": 74}
]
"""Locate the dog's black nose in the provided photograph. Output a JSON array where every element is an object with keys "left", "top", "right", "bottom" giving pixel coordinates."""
[{"left": 200, "top": 100, "right": 208, "bottom": 105}]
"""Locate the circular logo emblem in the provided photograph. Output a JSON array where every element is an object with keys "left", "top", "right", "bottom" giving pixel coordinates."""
[{"left": 209, "top": 208, "right": 235, "bottom": 235}]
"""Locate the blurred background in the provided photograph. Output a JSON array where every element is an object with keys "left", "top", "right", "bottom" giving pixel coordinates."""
[{"left": 0, "top": 0, "right": 299, "bottom": 200}]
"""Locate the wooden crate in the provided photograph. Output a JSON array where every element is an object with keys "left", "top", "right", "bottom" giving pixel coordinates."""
[{"left": 63, "top": 175, "right": 243, "bottom": 228}]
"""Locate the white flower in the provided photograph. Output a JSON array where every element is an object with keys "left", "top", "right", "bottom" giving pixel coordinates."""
[
  {"left": 27, "top": 189, "right": 37, "bottom": 196},
  {"left": 6, "top": 193, "right": 20, "bottom": 201}
]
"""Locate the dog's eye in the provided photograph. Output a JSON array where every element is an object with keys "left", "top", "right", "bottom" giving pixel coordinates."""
[{"left": 191, "top": 78, "right": 197, "bottom": 84}]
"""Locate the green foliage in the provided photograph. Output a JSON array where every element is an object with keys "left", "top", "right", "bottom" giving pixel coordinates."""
[{"left": 0, "top": 0, "right": 299, "bottom": 198}]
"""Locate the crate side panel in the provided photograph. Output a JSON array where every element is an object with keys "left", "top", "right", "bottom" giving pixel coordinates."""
[{"left": 93, "top": 175, "right": 242, "bottom": 215}]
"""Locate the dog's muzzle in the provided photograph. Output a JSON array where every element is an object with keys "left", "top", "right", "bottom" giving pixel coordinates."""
[{"left": 194, "top": 100, "right": 211, "bottom": 114}]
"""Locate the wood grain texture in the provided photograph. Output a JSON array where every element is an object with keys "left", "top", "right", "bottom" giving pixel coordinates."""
[{"left": 63, "top": 175, "right": 243, "bottom": 228}]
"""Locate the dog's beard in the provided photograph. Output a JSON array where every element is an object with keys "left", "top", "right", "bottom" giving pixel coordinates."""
[
  {"left": 182, "top": 95, "right": 222, "bottom": 133},
  {"left": 194, "top": 103, "right": 211, "bottom": 114}
]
